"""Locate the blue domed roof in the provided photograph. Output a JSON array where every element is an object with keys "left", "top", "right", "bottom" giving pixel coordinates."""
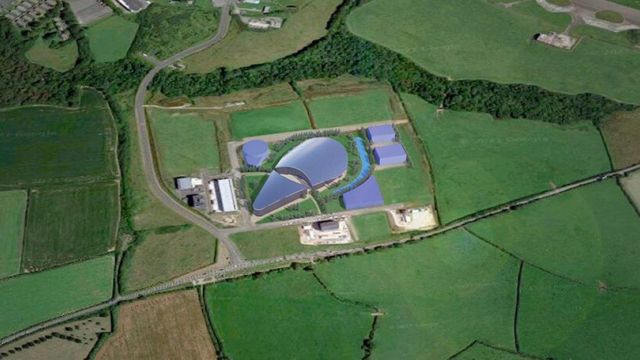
[
  {"left": 276, "top": 137, "right": 348, "bottom": 187},
  {"left": 243, "top": 139, "right": 270, "bottom": 167}
]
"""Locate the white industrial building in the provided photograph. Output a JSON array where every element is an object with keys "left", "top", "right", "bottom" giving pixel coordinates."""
[{"left": 208, "top": 178, "right": 238, "bottom": 213}]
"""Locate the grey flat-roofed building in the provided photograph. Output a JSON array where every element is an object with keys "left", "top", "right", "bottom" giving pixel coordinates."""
[
  {"left": 276, "top": 137, "right": 348, "bottom": 188},
  {"left": 253, "top": 171, "right": 307, "bottom": 216}
]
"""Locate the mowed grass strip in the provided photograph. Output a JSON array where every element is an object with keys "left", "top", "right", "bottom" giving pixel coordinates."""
[
  {"left": 403, "top": 93, "right": 610, "bottom": 223},
  {"left": 23, "top": 182, "right": 119, "bottom": 271},
  {"left": 348, "top": 0, "right": 640, "bottom": 104},
  {"left": 308, "top": 88, "right": 396, "bottom": 128},
  {"left": 0, "top": 190, "right": 27, "bottom": 278},
  {"left": 0, "top": 88, "right": 118, "bottom": 186},
  {"left": 0, "top": 255, "right": 114, "bottom": 339},
  {"left": 315, "top": 229, "right": 519, "bottom": 359},
  {"left": 518, "top": 265, "right": 640, "bottom": 359},
  {"left": 24, "top": 37, "right": 78, "bottom": 72},
  {"left": 86, "top": 16, "right": 139, "bottom": 62},
  {"left": 121, "top": 225, "right": 217, "bottom": 291},
  {"left": 469, "top": 180, "right": 640, "bottom": 288},
  {"left": 96, "top": 290, "right": 217, "bottom": 360},
  {"left": 230, "top": 101, "right": 310, "bottom": 139},
  {"left": 205, "top": 270, "right": 371, "bottom": 359},
  {"left": 149, "top": 109, "right": 220, "bottom": 179}
]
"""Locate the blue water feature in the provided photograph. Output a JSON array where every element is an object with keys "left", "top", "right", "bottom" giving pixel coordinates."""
[{"left": 332, "top": 137, "right": 371, "bottom": 195}]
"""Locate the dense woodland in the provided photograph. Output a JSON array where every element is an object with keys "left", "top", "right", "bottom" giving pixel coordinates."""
[{"left": 1, "top": 0, "right": 636, "bottom": 124}]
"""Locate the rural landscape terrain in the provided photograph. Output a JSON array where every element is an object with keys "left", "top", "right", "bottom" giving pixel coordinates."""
[{"left": 1, "top": 0, "right": 640, "bottom": 359}]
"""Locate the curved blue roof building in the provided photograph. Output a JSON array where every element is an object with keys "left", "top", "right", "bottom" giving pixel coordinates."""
[
  {"left": 276, "top": 137, "right": 348, "bottom": 188},
  {"left": 253, "top": 171, "right": 307, "bottom": 216}
]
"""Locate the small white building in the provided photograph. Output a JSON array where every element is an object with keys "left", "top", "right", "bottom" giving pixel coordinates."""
[{"left": 175, "top": 177, "right": 203, "bottom": 191}]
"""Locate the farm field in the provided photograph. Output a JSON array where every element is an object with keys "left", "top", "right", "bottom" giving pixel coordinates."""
[
  {"left": 229, "top": 101, "right": 310, "bottom": 139},
  {"left": 23, "top": 182, "right": 119, "bottom": 271},
  {"left": 24, "top": 37, "right": 78, "bottom": 72},
  {"left": 621, "top": 170, "right": 640, "bottom": 209},
  {"left": 374, "top": 125, "right": 433, "bottom": 207},
  {"left": 86, "top": 16, "right": 139, "bottom": 63},
  {"left": 518, "top": 265, "right": 640, "bottom": 359},
  {"left": 307, "top": 88, "right": 396, "bottom": 128},
  {"left": 132, "top": 0, "right": 218, "bottom": 60},
  {"left": 0, "top": 190, "right": 27, "bottom": 279},
  {"left": 0, "top": 255, "right": 114, "bottom": 339},
  {"left": 0, "top": 88, "right": 118, "bottom": 186},
  {"left": 403, "top": 93, "right": 611, "bottom": 223},
  {"left": 602, "top": 108, "right": 640, "bottom": 168},
  {"left": 96, "top": 290, "right": 216, "bottom": 360},
  {"left": 204, "top": 270, "right": 371, "bottom": 360},
  {"left": 230, "top": 226, "right": 303, "bottom": 260},
  {"left": 314, "top": 228, "right": 519, "bottom": 359},
  {"left": 120, "top": 225, "right": 217, "bottom": 291},
  {"left": 183, "top": 0, "right": 342, "bottom": 72},
  {"left": 468, "top": 180, "right": 640, "bottom": 288},
  {"left": 148, "top": 109, "right": 220, "bottom": 180},
  {"left": 347, "top": 0, "right": 640, "bottom": 104}
]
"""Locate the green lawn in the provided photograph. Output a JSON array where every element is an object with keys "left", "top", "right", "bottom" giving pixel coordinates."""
[
  {"left": 351, "top": 212, "right": 395, "bottom": 243},
  {"left": 184, "top": 0, "right": 343, "bottom": 72},
  {"left": 231, "top": 226, "right": 303, "bottom": 260},
  {"left": 204, "top": 270, "right": 372, "bottom": 359},
  {"left": 595, "top": 10, "right": 624, "bottom": 23},
  {"left": 453, "top": 342, "right": 526, "bottom": 359},
  {"left": 24, "top": 37, "right": 78, "bottom": 72},
  {"left": 621, "top": 170, "right": 640, "bottom": 210},
  {"left": 308, "top": 89, "right": 395, "bottom": 128},
  {"left": 469, "top": 180, "right": 640, "bottom": 288},
  {"left": 315, "top": 228, "right": 519, "bottom": 359},
  {"left": 518, "top": 265, "right": 640, "bottom": 359},
  {"left": 243, "top": 173, "right": 268, "bottom": 202},
  {"left": 86, "top": 16, "right": 139, "bottom": 62},
  {"left": 403, "top": 93, "right": 611, "bottom": 223},
  {"left": 0, "top": 255, "right": 114, "bottom": 339},
  {"left": 121, "top": 225, "right": 217, "bottom": 291},
  {"left": 348, "top": 0, "right": 640, "bottom": 104},
  {"left": 230, "top": 101, "right": 311, "bottom": 139},
  {"left": 0, "top": 190, "right": 27, "bottom": 279},
  {"left": 374, "top": 125, "right": 433, "bottom": 206},
  {"left": 149, "top": 109, "right": 220, "bottom": 179},
  {"left": 0, "top": 88, "right": 118, "bottom": 186},
  {"left": 23, "top": 182, "right": 119, "bottom": 272}
]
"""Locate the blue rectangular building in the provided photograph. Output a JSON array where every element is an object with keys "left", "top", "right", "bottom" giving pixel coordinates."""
[
  {"left": 374, "top": 143, "right": 407, "bottom": 166},
  {"left": 342, "top": 176, "right": 384, "bottom": 210},
  {"left": 366, "top": 124, "right": 396, "bottom": 144}
]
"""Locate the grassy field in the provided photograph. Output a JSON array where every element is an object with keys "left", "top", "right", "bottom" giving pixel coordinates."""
[
  {"left": 348, "top": 0, "right": 640, "bottom": 104},
  {"left": 121, "top": 225, "right": 217, "bottom": 291},
  {"left": 0, "top": 255, "right": 114, "bottom": 339},
  {"left": 23, "top": 182, "right": 119, "bottom": 271},
  {"left": 0, "top": 190, "right": 27, "bottom": 279},
  {"left": 231, "top": 226, "right": 302, "bottom": 260},
  {"left": 96, "top": 290, "right": 217, "bottom": 360},
  {"left": 0, "top": 88, "right": 118, "bottom": 186},
  {"left": 24, "top": 37, "right": 78, "bottom": 72},
  {"left": 256, "top": 197, "right": 319, "bottom": 223},
  {"left": 621, "top": 171, "right": 640, "bottom": 210},
  {"left": 403, "top": 93, "right": 610, "bottom": 223},
  {"left": 243, "top": 173, "right": 268, "bottom": 202},
  {"left": 595, "top": 10, "right": 624, "bottom": 23},
  {"left": 205, "top": 270, "right": 371, "bottom": 359},
  {"left": 351, "top": 212, "right": 394, "bottom": 243},
  {"left": 184, "top": 0, "right": 342, "bottom": 72},
  {"left": 518, "top": 265, "right": 640, "bottom": 359},
  {"left": 149, "top": 109, "right": 220, "bottom": 179},
  {"left": 452, "top": 342, "right": 525, "bottom": 359},
  {"left": 132, "top": 0, "right": 218, "bottom": 60},
  {"left": 602, "top": 108, "right": 640, "bottom": 168},
  {"left": 315, "top": 229, "right": 519, "bottom": 359},
  {"left": 229, "top": 101, "right": 311, "bottom": 139},
  {"left": 374, "top": 125, "right": 433, "bottom": 206},
  {"left": 469, "top": 180, "right": 640, "bottom": 288},
  {"left": 86, "top": 16, "right": 139, "bottom": 63},
  {"left": 307, "top": 88, "right": 396, "bottom": 128}
]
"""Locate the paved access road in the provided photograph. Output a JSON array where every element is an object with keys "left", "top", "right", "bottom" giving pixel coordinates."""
[{"left": 573, "top": 0, "right": 640, "bottom": 24}]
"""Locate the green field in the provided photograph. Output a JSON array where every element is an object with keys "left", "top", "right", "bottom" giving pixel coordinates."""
[
  {"left": 518, "top": 265, "right": 640, "bottom": 359},
  {"left": 602, "top": 108, "right": 640, "bottom": 169},
  {"left": 121, "top": 225, "right": 217, "bottom": 291},
  {"left": 307, "top": 89, "right": 395, "bottom": 128},
  {"left": 0, "top": 190, "right": 27, "bottom": 279},
  {"left": 595, "top": 10, "right": 624, "bottom": 23},
  {"left": 452, "top": 342, "right": 525, "bottom": 359},
  {"left": 24, "top": 37, "right": 78, "bottom": 72},
  {"left": 243, "top": 173, "right": 268, "bottom": 202},
  {"left": 469, "top": 180, "right": 640, "bottom": 288},
  {"left": 86, "top": 16, "right": 139, "bottom": 63},
  {"left": 0, "top": 255, "right": 114, "bottom": 339},
  {"left": 0, "top": 88, "right": 118, "bottom": 186},
  {"left": 205, "top": 270, "right": 372, "bottom": 359},
  {"left": 23, "top": 182, "right": 119, "bottom": 271},
  {"left": 149, "top": 109, "right": 220, "bottom": 179},
  {"left": 314, "top": 229, "right": 519, "bottom": 359},
  {"left": 184, "top": 0, "right": 343, "bottom": 72},
  {"left": 351, "top": 212, "right": 394, "bottom": 243},
  {"left": 231, "top": 226, "right": 303, "bottom": 260},
  {"left": 132, "top": 0, "right": 218, "bottom": 60},
  {"left": 403, "top": 93, "right": 610, "bottom": 223},
  {"left": 230, "top": 101, "right": 311, "bottom": 139},
  {"left": 374, "top": 125, "right": 433, "bottom": 206},
  {"left": 257, "top": 197, "right": 319, "bottom": 223},
  {"left": 348, "top": 0, "right": 640, "bottom": 104},
  {"left": 621, "top": 170, "right": 640, "bottom": 210}
]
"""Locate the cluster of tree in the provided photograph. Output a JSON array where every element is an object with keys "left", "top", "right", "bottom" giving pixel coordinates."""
[{"left": 151, "top": 0, "right": 634, "bottom": 125}]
